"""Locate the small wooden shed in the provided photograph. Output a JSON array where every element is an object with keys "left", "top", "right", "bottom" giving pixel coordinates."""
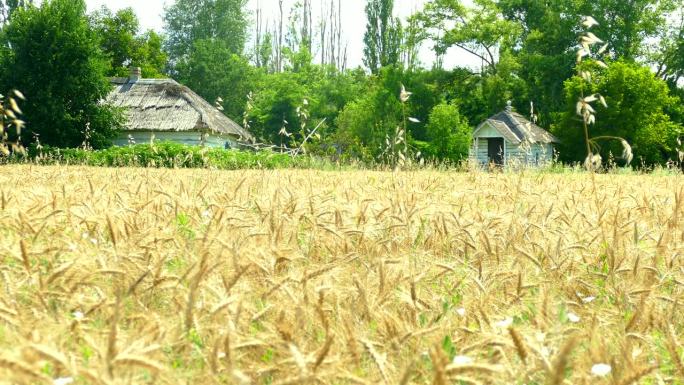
[
  {"left": 470, "top": 103, "right": 559, "bottom": 167},
  {"left": 107, "top": 68, "right": 253, "bottom": 147}
]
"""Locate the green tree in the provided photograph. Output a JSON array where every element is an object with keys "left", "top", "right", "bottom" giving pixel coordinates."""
[
  {"left": 250, "top": 72, "right": 307, "bottom": 143},
  {"left": 163, "top": 0, "right": 248, "bottom": 66},
  {"left": 419, "top": 0, "right": 520, "bottom": 72},
  {"left": 175, "top": 39, "right": 256, "bottom": 121},
  {"left": 0, "top": 0, "right": 122, "bottom": 148},
  {"left": 363, "top": 0, "right": 403, "bottom": 74},
  {"left": 259, "top": 31, "right": 274, "bottom": 72},
  {"left": 0, "top": 0, "right": 32, "bottom": 23},
  {"left": 136, "top": 31, "right": 167, "bottom": 78},
  {"left": 425, "top": 102, "right": 472, "bottom": 162},
  {"left": 591, "top": 0, "right": 678, "bottom": 61},
  {"left": 498, "top": 0, "right": 585, "bottom": 125},
  {"left": 336, "top": 67, "right": 431, "bottom": 160},
  {"left": 555, "top": 61, "right": 683, "bottom": 165},
  {"left": 90, "top": 7, "right": 167, "bottom": 78},
  {"left": 653, "top": 6, "right": 684, "bottom": 87},
  {"left": 250, "top": 66, "right": 365, "bottom": 145}
]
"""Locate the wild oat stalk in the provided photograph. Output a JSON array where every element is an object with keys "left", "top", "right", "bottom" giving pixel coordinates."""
[
  {"left": 576, "top": 16, "right": 633, "bottom": 170},
  {"left": 0, "top": 90, "right": 26, "bottom": 157}
]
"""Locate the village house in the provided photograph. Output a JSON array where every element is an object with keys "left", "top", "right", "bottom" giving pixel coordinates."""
[
  {"left": 471, "top": 102, "right": 559, "bottom": 167},
  {"left": 107, "top": 68, "right": 253, "bottom": 147}
]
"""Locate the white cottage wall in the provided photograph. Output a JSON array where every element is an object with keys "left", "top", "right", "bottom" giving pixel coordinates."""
[
  {"left": 504, "top": 142, "right": 554, "bottom": 166},
  {"left": 471, "top": 123, "right": 508, "bottom": 165},
  {"left": 113, "top": 131, "right": 235, "bottom": 148}
]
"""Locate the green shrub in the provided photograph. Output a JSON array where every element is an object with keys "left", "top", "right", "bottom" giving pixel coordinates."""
[
  {"left": 28, "top": 142, "right": 342, "bottom": 170},
  {"left": 425, "top": 102, "right": 472, "bottom": 162}
]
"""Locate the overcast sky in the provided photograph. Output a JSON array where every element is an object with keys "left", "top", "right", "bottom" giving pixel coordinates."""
[{"left": 84, "top": 0, "right": 478, "bottom": 70}]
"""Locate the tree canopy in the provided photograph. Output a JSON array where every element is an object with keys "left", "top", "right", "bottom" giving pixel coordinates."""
[
  {"left": 90, "top": 6, "right": 167, "bottom": 78},
  {"left": 0, "top": 0, "right": 122, "bottom": 148},
  {"left": 363, "top": 0, "right": 403, "bottom": 73},
  {"left": 163, "top": 0, "right": 248, "bottom": 65},
  {"left": 555, "top": 61, "right": 682, "bottom": 165}
]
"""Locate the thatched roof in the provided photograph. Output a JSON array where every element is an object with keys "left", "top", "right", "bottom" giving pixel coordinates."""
[
  {"left": 107, "top": 75, "right": 253, "bottom": 141},
  {"left": 475, "top": 109, "right": 559, "bottom": 144}
]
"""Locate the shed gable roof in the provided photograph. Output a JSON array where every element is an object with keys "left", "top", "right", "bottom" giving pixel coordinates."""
[
  {"left": 107, "top": 77, "right": 253, "bottom": 141},
  {"left": 475, "top": 110, "right": 559, "bottom": 144}
]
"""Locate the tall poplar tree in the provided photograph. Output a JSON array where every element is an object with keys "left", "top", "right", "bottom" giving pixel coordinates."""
[{"left": 363, "top": 0, "right": 402, "bottom": 74}]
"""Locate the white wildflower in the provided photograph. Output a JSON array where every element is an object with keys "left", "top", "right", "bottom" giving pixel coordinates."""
[
  {"left": 591, "top": 363, "right": 612, "bottom": 377},
  {"left": 567, "top": 312, "right": 581, "bottom": 323},
  {"left": 455, "top": 307, "right": 466, "bottom": 317},
  {"left": 582, "top": 295, "right": 596, "bottom": 304},
  {"left": 494, "top": 317, "right": 513, "bottom": 329},
  {"left": 452, "top": 355, "right": 473, "bottom": 365},
  {"left": 73, "top": 311, "right": 84, "bottom": 321},
  {"left": 53, "top": 377, "right": 74, "bottom": 385}
]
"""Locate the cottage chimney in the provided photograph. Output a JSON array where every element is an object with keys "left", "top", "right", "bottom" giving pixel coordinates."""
[
  {"left": 506, "top": 100, "right": 513, "bottom": 112},
  {"left": 129, "top": 67, "right": 142, "bottom": 82}
]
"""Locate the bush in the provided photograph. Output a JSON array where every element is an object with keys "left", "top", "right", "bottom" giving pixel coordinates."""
[
  {"left": 27, "top": 142, "right": 342, "bottom": 170},
  {"left": 425, "top": 102, "right": 472, "bottom": 162}
]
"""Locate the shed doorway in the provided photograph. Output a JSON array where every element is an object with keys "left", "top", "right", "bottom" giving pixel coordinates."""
[{"left": 487, "top": 138, "right": 505, "bottom": 166}]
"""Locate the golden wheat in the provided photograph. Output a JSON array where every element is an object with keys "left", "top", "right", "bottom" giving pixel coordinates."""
[{"left": 0, "top": 165, "right": 681, "bottom": 384}]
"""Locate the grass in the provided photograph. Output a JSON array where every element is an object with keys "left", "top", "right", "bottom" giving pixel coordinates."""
[{"left": 0, "top": 165, "right": 682, "bottom": 384}]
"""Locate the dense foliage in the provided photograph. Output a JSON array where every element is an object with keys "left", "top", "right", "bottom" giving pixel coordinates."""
[
  {"left": 89, "top": 7, "right": 167, "bottom": 78},
  {"left": 163, "top": 0, "right": 248, "bottom": 71},
  {"left": 0, "top": 0, "right": 681, "bottom": 166},
  {"left": 30, "top": 142, "right": 340, "bottom": 170},
  {"left": 555, "top": 61, "right": 683, "bottom": 165},
  {"left": 424, "top": 102, "right": 472, "bottom": 162},
  {"left": 0, "top": 0, "right": 122, "bottom": 149}
]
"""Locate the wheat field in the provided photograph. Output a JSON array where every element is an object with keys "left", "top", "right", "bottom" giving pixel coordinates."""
[{"left": 0, "top": 165, "right": 682, "bottom": 385}]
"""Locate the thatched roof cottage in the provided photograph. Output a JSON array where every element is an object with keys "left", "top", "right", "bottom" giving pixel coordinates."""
[
  {"left": 107, "top": 68, "right": 253, "bottom": 147},
  {"left": 470, "top": 102, "right": 559, "bottom": 167}
]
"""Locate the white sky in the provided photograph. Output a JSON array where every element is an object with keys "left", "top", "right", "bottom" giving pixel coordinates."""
[{"left": 84, "top": 0, "right": 478, "bottom": 70}]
